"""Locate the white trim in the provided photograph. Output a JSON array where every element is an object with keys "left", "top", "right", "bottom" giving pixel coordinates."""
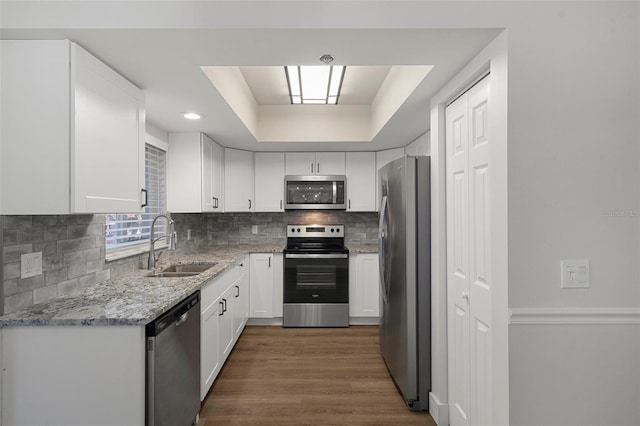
[
  {"left": 429, "top": 392, "right": 449, "bottom": 426},
  {"left": 509, "top": 308, "right": 640, "bottom": 325},
  {"left": 145, "top": 132, "right": 168, "bottom": 152}
]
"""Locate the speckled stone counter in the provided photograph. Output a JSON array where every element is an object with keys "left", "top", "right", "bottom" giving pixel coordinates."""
[
  {"left": 0, "top": 244, "right": 283, "bottom": 327},
  {"left": 347, "top": 244, "right": 378, "bottom": 254}
]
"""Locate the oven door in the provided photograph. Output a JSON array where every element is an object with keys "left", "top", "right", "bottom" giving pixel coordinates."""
[{"left": 284, "top": 253, "right": 349, "bottom": 303}]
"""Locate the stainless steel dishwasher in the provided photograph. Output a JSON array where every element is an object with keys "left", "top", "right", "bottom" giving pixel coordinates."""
[{"left": 146, "top": 291, "right": 201, "bottom": 426}]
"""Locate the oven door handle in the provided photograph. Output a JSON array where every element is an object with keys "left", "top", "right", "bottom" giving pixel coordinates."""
[{"left": 284, "top": 253, "right": 348, "bottom": 259}]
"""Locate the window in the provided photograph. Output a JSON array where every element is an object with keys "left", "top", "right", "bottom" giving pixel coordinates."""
[{"left": 105, "top": 142, "right": 168, "bottom": 260}]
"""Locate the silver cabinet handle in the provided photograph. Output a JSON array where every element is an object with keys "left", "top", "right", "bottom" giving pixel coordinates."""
[
  {"left": 311, "top": 163, "right": 314, "bottom": 173},
  {"left": 219, "top": 300, "right": 224, "bottom": 316},
  {"left": 235, "top": 285, "right": 240, "bottom": 298},
  {"left": 248, "top": 199, "right": 252, "bottom": 210},
  {"left": 317, "top": 163, "right": 320, "bottom": 173},
  {"left": 349, "top": 199, "right": 351, "bottom": 210},
  {"left": 268, "top": 256, "right": 271, "bottom": 268},
  {"left": 285, "top": 253, "right": 348, "bottom": 259},
  {"left": 280, "top": 200, "right": 283, "bottom": 210}
]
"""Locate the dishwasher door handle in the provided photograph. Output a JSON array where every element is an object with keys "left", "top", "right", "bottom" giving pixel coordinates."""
[{"left": 175, "top": 312, "right": 189, "bottom": 326}]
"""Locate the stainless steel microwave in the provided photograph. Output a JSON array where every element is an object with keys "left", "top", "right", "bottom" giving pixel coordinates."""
[{"left": 284, "top": 175, "right": 346, "bottom": 210}]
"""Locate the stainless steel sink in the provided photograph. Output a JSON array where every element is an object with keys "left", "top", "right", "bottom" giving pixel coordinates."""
[
  {"left": 161, "top": 262, "right": 217, "bottom": 273},
  {"left": 146, "top": 271, "right": 201, "bottom": 278},
  {"left": 146, "top": 262, "right": 217, "bottom": 278}
]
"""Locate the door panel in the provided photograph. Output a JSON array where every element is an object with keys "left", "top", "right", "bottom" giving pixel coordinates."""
[{"left": 447, "top": 75, "right": 491, "bottom": 426}]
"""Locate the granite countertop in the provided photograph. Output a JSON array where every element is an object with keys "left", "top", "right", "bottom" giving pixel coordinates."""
[
  {"left": 347, "top": 244, "right": 378, "bottom": 253},
  {"left": 0, "top": 244, "right": 283, "bottom": 328}
]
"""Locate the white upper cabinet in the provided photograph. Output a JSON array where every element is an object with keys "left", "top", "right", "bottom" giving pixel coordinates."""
[
  {"left": 285, "top": 152, "right": 345, "bottom": 175},
  {"left": 224, "top": 148, "right": 254, "bottom": 212},
  {"left": 345, "top": 152, "right": 376, "bottom": 212},
  {"left": 167, "top": 132, "right": 224, "bottom": 213},
  {"left": 254, "top": 152, "right": 285, "bottom": 212},
  {"left": 1, "top": 40, "right": 145, "bottom": 214}
]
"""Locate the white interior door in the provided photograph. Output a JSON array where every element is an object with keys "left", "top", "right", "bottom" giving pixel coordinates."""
[{"left": 446, "top": 76, "right": 492, "bottom": 426}]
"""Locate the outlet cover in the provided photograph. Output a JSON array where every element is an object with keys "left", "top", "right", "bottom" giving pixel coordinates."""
[
  {"left": 21, "top": 252, "right": 43, "bottom": 279},
  {"left": 252, "top": 225, "right": 258, "bottom": 234},
  {"left": 561, "top": 259, "right": 589, "bottom": 288}
]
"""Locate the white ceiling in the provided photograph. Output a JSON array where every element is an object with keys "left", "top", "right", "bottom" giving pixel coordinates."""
[{"left": 1, "top": 26, "right": 501, "bottom": 151}]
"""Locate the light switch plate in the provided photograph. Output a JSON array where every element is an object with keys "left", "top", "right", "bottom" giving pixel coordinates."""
[
  {"left": 21, "top": 252, "right": 43, "bottom": 279},
  {"left": 561, "top": 259, "right": 590, "bottom": 288}
]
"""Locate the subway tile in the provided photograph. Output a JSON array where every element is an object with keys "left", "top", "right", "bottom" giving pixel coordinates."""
[
  {"left": 79, "top": 273, "right": 97, "bottom": 290},
  {"left": 63, "top": 250, "right": 86, "bottom": 266},
  {"left": 57, "top": 278, "right": 79, "bottom": 296},
  {"left": 95, "top": 268, "right": 111, "bottom": 283},
  {"left": 86, "top": 259, "right": 104, "bottom": 274},
  {"left": 67, "top": 224, "right": 90, "bottom": 240},
  {"left": 3, "top": 216, "right": 33, "bottom": 229},
  {"left": 33, "top": 284, "right": 58, "bottom": 305},
  {"left": 4, "top": 279, "right": 18, "bottom": 297},
  {"left": 3, "top": 262, "right": 20, "bottom": 280},
  {"left": 57, "top": 236, "right": 96, "bottom": 253},
  {"left": 45, "top": 267, "right": 68, "bottom": 285},
  {"left": 68, "top": 263, "right": 87, "bottom": 279},
  {"left": 33, "top": 241, "right": 57, "bottom": 258},
  {"left": 32, "top": 216, "right": 61, "bottom": 227},
  {"left": 18, "top": 274, "right": 45, "bottom": 292},
  {"left": 5, "top": 291, "right": 33, "bottom": 314},
  {"left": 44, "top": 226, "right": 67, "bottom": 241},
  {"left": 3, "top": 229, "right": 18, "bottom": 245},
  {"left": 3, "top": 244, "right": 33, "bottom": 263}
]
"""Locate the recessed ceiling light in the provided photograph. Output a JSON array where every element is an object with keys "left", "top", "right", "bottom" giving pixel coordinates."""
[{"left": 182, "top": 112, "right": 202, "bottom": 120}]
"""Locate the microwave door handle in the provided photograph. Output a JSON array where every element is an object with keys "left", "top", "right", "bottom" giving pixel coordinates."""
[{"left": 333, "top": 181, "right": 337, "bottom": 204}]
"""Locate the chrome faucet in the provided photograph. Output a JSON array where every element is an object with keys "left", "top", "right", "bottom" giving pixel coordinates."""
[{"left": 148, "top": 214, "right": 177, "bottom": 270}]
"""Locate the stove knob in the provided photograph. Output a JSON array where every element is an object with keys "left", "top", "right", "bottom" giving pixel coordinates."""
[
  {"left": 336, "top": 228, "right": 340, "bottom": 233},
  {"left": 330, "top": 228, "right": 335, "bottom": 233},
  {"left": 297, "top": 228, "right": 301, "bottom": 232}
]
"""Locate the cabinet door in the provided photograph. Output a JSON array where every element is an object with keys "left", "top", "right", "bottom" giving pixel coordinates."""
[
  {"left": 1, "top": 40, "right": 71, "bottom": 214},
  {"left": 211, "top": 140, "right": 224, "bottom": 212},
  {"left": 219, "top": 286, "right": 235, "bottom": 362},
  {"left": 224, "top": 148, "right": 254, "bottom": 212},
  {"left": 350, "top": 254, "right": 380, "bottom": 317},
  {"left": 254, "top": 152, "right": 285, "bottom": 212},
  {"left": 167, "top": 132, "right": 203, "bottom": 213},
  {"left": 201, "top": 136, "right": 215, "bottom": 212},
  {"left": 249, "top": 254, "right": 274, "bottom": 318},
  {"left": 200, "top": 296, "right": 221, "bottom": 400},
  {"left": 285, "top": 152, "right": 316, "bottom": 175},
  {"left": 346, "top": 152, "right": 376, "bottom": 211},
  {"left": 233, "top": 259, "right": 250, "bottom": 337},
  {"left": 72, "top": 43, "right": 145, "bottom": 213},
  {"left": 315, "top": 152, "right": 345, "bottom": 175}
]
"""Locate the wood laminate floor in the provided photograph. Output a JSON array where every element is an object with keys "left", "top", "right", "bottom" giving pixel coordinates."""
[{"left": 199, "top": 325, "right": 436, "bottom": 426}]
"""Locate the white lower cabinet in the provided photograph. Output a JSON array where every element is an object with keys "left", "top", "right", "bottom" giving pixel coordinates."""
[
  {"left": 249, "top": 253, "right": 283, "bottom": 319},
  {"left": 349, "top": 253, "right": 381, "bottom": 319},
  {"left": 1, "top": 326, "right": 146, "bottom": 425},
  {"left": 200, "top": 255, "right": 250, "bottom": 400}
]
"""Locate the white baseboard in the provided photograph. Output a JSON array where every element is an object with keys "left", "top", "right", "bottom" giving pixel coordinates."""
[
  {"left": 429, "top": 392, "right": 449, "bottom": 426},
  {"left": 247, "top": 318, "right": 283, "bottom": 326},
  {"left": 349, "top": 317, "right": 380, "bottom": 325},
  {"left": 509, "top": 307, "right": 640, "bottom": 325}
]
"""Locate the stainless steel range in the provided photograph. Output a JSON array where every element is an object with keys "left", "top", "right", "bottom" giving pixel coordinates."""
[{"left": 283, "top": 224, "right": 349, "bottom": 327}]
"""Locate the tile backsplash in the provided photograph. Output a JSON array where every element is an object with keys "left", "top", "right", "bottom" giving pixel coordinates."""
[{"left": 1, "top": 211, "right": 377, "bottom": 315}]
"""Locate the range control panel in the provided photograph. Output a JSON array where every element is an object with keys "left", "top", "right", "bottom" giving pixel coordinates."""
[{"left": 287, "top": 224, "right": 344, "bottom": 238}]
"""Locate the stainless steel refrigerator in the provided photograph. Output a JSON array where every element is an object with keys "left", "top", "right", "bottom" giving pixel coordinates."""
[{"left": 378, "top": 155, "right": 431, "bottom": 411}]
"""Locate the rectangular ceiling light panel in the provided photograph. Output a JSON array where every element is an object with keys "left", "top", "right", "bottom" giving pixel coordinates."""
[{"left": 285, "top": 65, "right": 345, "bottom": 105}]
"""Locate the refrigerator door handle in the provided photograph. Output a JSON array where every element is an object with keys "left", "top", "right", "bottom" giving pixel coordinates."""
[{"left": 378, "top": 195, "right": 389, "bottom": 304}]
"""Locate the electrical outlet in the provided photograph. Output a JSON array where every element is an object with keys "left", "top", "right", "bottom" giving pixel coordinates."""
[
  {"left": 21, "top": 252, "right": 42, "bottom": 279},
  {"left": 252, "top": 225, "right": 258, "bottom": 234},
  {"left": 187, "top": 229, "right": 192, "bottom": 240}
]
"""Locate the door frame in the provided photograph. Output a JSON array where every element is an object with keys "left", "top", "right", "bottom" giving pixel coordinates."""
[{"left": 428, "top": 31, "right": 509, "bottom": 426}]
